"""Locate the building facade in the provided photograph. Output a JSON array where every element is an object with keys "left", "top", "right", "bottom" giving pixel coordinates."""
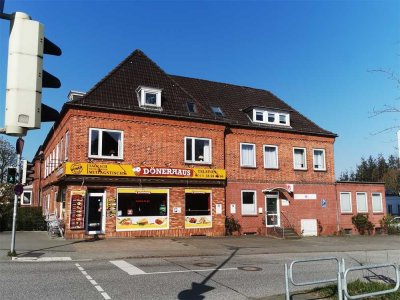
[{"left": 29, "top": 50, "right": 386, "bottom": 238}]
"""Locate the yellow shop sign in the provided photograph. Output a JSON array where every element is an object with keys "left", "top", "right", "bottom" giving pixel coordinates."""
[{"left": 64, "top": 163, "right": 226, "bottom": 180}]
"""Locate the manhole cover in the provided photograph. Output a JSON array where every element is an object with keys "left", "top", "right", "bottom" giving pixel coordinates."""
[
  {"left": 238, "top": 266, "right": 262, "bottom": 271},
  {"left": 193, "top": 262, "right": 217, "bottom": 267}
]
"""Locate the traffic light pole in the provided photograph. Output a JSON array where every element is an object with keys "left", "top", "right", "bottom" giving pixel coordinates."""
[{"left": 9, "top": 152, "right": 20, "bottom": 255}]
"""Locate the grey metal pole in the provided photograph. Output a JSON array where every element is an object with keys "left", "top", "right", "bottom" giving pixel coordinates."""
[
  {"left": 10, "top": 153, "right": 21, "bottom": 255},
  {"left": 285, "top": 263, "right": 290, "bottom": 300}
]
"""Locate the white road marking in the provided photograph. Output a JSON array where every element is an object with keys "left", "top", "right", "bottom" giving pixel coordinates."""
[
  {"left": 12, "top": 256, "right": 72, "bottom": 262},
  {"left": 110, "top": 260, "right": 146, "bottom": 275},
  {"left": 75, "top": 264, "right": 111, "bottom": 299},
  {"left": 110, "top": 260, "right": 237, "bottom": 276}
]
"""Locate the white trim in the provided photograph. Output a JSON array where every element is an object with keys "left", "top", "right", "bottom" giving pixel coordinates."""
[
  {"left": 184, "top": 137, "right": 212, "bottom": 164},
  {"left": 85, "top": 192, "right": 106, "bottom": 235},
  {"left": 313, "top": 148, "right": 326, "bottom": 171},
  {"left": 88, "top": 128, "right": 124, "bottom": 160},
  {"left": 240, "top": 143, "right": 256, "bottom": 168},
  {"left": 340, "top": 192, "right": 352, "bottom": 213},
  {"left": 136, "top": 86, "right": 162, "bottom": 108},
  {"left": 21, "top": 191, "right": 32, "bottom": 206},
  {"left": 263, "top": 144, "right": 279, "bottom": 169},
  {"left": 371, "top": 192, "right": 383, "bottom": 213},
  {"left": 265, "top": 192, "right": 280, "bottom": 227},
  {"left": 252, "top": 109, "right": 290, "bottom": 126},
  {"left": 356, "top": 192, "right": 368, "bottom": 213},
  {"left": 64, "top": 131, "right": 69, "bottom": 161},
  {"left": 241, "top": 190, "right": 257, "bottom": 215},
  {"left": 293, "top": 147, "right": 307, "bottom": 170}
]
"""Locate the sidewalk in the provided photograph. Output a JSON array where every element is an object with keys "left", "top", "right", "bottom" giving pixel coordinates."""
[{"left": 1, "top": 231, "right": 400, "bottom": 262}]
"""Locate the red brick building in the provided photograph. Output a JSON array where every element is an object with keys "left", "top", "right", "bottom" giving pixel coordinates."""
[{"left": 29, "top": 50, "right": 385, "bottom": 238}]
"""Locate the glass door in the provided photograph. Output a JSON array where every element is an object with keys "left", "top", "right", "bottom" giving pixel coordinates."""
[
  {"left": 266, "top": 193, "right": 280, "bottom": 227},
  {"left": 86, "top": 192, "right": 105, "bottom": 234}
]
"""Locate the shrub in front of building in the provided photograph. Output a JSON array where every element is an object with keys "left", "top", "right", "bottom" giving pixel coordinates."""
[{"left": 351, "top": 213, "right": 375, "bottom": 235}]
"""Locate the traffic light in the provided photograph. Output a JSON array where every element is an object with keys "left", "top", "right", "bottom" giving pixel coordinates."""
[
  {"left": 21, "top": 160, "right": 35, "bottom": 185},
  {"left": 4, "top": 12, "right": 61, "bottom": 136},
  {"left": 7, "top": 167, "right": 17, "bottom": 184}
]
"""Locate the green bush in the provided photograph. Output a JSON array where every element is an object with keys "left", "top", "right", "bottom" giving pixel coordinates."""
[
  {"left": 351, "top": 213, "right": 374, "bottom": 235},
  {"left": 380, "top": 215, "right": 399, "bottom": 234},
  {"left": 0, "top": 206, "right": 46, "bottom": 231},
  {"left": 225, "top": 215, "right": 241, "bottom": 235}
]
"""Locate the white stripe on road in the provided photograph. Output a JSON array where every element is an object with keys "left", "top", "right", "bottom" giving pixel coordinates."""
[
  {"left": 75, "top": 263, "right": 111, "bottom": 299},
  {"left": 110, "top": 260, "right": 237, "bottom": 276},
  {"left": 110, "top": 260, "right": 146, "bottom": 275}
]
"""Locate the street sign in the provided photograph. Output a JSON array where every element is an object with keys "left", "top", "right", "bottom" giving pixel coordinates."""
[{"left": 14, "top": 184, "right": 23, "bottom": 196}]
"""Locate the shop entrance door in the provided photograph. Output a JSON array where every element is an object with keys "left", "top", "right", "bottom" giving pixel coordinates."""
[
  {"left": 265, "top": 193, "right": 280, "bottom": 227},
  {"left": 86, "top": 192, "right": 105, "bottom": 234}
]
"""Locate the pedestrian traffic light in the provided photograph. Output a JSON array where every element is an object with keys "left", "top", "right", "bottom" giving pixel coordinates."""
[
  {"left": 4, "top": 11, "right": 61, "bottom": 136},
  {"left": 7, "top": 167, "right": 17, "bottom": 184},
  {"left": 21, "top": 160, "right": 35, "bottom": 185}
]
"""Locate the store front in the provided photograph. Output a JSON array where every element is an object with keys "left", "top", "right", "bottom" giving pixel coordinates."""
[{"left": 60, "top": 162, "right": 226, "bottom": 239}]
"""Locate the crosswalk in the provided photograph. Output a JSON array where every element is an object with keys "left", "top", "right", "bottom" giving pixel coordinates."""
[{"left": 109, "top": 259, "right": 238, "bottom": 276}]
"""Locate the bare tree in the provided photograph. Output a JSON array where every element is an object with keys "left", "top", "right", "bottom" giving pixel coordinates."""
[{"left": 0, "top": 137, "right": 16, "bottom": 183}]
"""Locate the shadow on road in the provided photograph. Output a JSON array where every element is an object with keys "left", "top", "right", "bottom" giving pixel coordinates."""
[{"left": 177, "top": 247, "right": 239, "bottom": 299}]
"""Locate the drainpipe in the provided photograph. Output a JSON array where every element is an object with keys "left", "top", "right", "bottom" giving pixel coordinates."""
[{"left": 335, "top": 182, "right": 340, "bottom": 233}]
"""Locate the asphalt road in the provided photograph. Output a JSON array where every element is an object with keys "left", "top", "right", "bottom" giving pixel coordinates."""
[{"left": 1, "top": 249, "right": 400, "bottom": 299}]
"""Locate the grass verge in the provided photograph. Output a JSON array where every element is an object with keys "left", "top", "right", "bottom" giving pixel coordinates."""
[{"left": 313, "top": 279, "right": 400, "bottom": 299}]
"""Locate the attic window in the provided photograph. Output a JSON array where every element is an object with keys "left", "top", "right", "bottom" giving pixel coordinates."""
[
  {"left": 252, "top": 109, "right": 290, "bottom": 126},
  {"left": 211, "top": 106, "right": 224, "bottom": 117},
  {"left": 187, "top": 102, "right": 197, "bottom": 113},
  {"left": 136, "top": 86, "right": 162, "bottom": 108}
]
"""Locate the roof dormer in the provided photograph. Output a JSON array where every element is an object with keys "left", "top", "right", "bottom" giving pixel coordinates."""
[
  {"left": 250, "top": 108, "right": 290, "bottom": 126},
  {"left": 136, "top": 86, "right": 162, "bottom": 108}
]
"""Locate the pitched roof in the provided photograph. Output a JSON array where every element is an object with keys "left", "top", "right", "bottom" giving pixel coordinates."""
[{"left": 68, "top": 49, "right": 336, "bottom": 137}]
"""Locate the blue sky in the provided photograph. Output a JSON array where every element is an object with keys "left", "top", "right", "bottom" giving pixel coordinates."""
[{"left": 0, "top": 0, "right": 399, "bottom": 177}]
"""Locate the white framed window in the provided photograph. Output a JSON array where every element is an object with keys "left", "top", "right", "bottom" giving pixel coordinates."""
[
  {"left": 264, "top": 145, "right": 278, "bottom": 169},
  {"left": 21, "top": 191, "right": 32, "bottom": 205},
  {"left": 293, "top": 147, "right": 307, "bottom": 170},
  {"left": 211, "top": 106, "right": 224, "bottom": 117},
  {"left": 185, "top": 137, "right": 211, "bottom": 164},
  {"left": 313, "top": 149, "right": 326, "bottom": 171},
  {"left": 241, "top": 190, "right": 257, "bottom": 215},
  {"left": 55, "top": 143, "right": 59, "bottom": 166},
  {"left": 240, "top": 143, "right": 256, "bottom": 167},
  {"left": 340, "top": 192, "right": 352, "bottom": 213},
  {"left": 372, "top": 192, "right": 383, "bottom": 213},
  {"left": 252, "top": 109, "right": 290, "bottom": 126},
  {"left": 64, "top": 131, "right": 69, "bottom": 161},
  {"left": 89, "top": 128, "right": 123, "bottom": 159},
  {"left": 136, "top": 86, "right": 162, "bottom": 108},
  {"left": 356, "top": 192, "right": 368, "bottom": 213},
  {"left": 59, "top": 137, "right": 64, "bottom": 163}
]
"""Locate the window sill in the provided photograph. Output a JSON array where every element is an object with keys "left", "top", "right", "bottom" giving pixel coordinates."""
[
  {"left": 264, "top": 167, "right": 279, "bottom": 170},
  {"left": 184, "top": 161, "right": 212, "bottom": 166},
  {"left": 313, "top": 169, "right": 327, "bottom": 172},
  {"left": 241, "top": 214, "right": 258, "bottom": 217},
  {"left": 89, "top": 156, "right": 123, "bottom": 161},
  {"left": 240, "top": 166, "right": 257, "bottom": 169},
  {"left": 294, "top": 168, "right": 308, "bottom": 171},
  {"left": 341, "top": 212, "right": 353, "bottom": 215}
]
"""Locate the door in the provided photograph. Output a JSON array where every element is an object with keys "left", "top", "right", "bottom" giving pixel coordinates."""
[
  {"left": 266, "top": 193, "right": 280, "bottom": 227},
  {"left": 86, "top": 192, "right": 105, "bottom": 234}
]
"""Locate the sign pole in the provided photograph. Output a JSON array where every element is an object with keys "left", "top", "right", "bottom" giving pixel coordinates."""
[{"left": 9, "top": 137, "right": 24, "bottom": 256}]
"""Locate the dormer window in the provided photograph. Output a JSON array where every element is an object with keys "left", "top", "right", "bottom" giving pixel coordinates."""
[
  {"left": 252, "top": 109, "right": 290, "bottom": 126},
  {"left": 136, "top": 86, "right": 162, "bottom": 108},
  {"left": 211, "top": 106, "right": 224, "bottom": 117},
  {"left": 187, "top": 102, "right": 197, "bottom": 113}
]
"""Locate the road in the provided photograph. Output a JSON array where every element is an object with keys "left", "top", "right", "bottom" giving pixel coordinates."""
[{"left": 1, "top": 249, "right": 400, "bottom": 299}]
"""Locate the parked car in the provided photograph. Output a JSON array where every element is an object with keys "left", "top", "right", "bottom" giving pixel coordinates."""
[{"left": 388, "top": 216, "right": 400, "bottom": 233}]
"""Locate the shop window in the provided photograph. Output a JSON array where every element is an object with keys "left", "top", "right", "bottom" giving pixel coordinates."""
[
  {"left": 293, "top": 147, "right": 307, "bottom": 170},
  {"left": 313, "top": 149, "right": 326, "bottom": 171},
  {"left": 356, "top": 192, "right": 368, "bottom": 213},
  {"left": 372, "top": 192, "right": 383, "bottom": 213},
  {"left": 240, "top": 143, "right": 256, "bottom": 167},
  {"left": 89, "top": 128, "right": 123, "bottom": 159},
  {"left": 116, "top": 189, "right": 169, "bottom": 231},
  {"left": 241, "top": 190, "right": 257, "bottom": 215},
  {"left": 264, "top": 145, "right": 278, "bottom": 169},
  {"left": 340, "top": 192, "right": 352, "bottom": 213},
  {"left": 21, "top": 191, "right": 32, "bottom": 205},
  {"left": 185, "top": 137, "right": 211, "bottom": 164},
  {"left": 185, "top": 190, "right": 212, "bottom": 228}
]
